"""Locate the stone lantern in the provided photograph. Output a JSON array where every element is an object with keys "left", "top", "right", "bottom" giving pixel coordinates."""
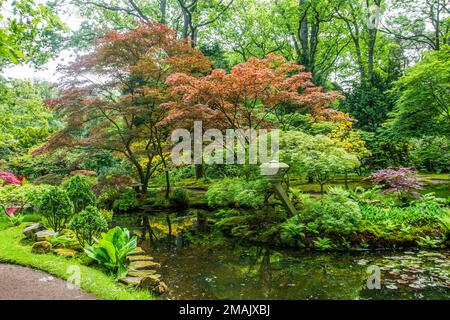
[{"left": 260, "top": 160, "right": 296, "bottom": 216}]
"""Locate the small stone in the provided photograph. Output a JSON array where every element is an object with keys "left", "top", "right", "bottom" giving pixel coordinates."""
[
  {"left": 31, "top": 241, "right": 52, "bottom": 254},
  {"left": 23, "top": 223, "right": 45, "bottom": 239},
  {"left": 54, "top": 248, "right": 77, "bottom": 257},
  {"left": 119, "top": 277, "right": 141, "bottom": 286},
  {"left": 152, "top": 281, "right": 168, "bottom": 295},
  {"left": 128, "top": 270, "right": 157, "bottom": 277},
  {"left": 129, "top": 260, "right": 161, "bottom": 270},
  {"left": 127, "top": 255, "right": 153, "bottom": 262},
  {"left": 34, "top": 230, "right": 57, "bottom": 241},
  {"left": 139, "top": 274, "right": 162, "bottom": 289},
  {"left": 129, "top": 247, "right": 145, "bottom": 256}
]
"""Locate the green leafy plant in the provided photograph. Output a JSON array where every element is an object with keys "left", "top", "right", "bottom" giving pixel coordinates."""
[
  {"left": 313, "top": 237, "right": 335, "bottom": 250},
  {"left": 300, "top": 188, "right": 361, "bottom": 235},
  {"left": 99, "top": 208, "right": 114, "bottom": 223},
  {"left": 214, "top": 208, "right": 241, "bottom": 218},
  {"left": 69, "top": 206, "right": 108, "bottom": 246},
  {"left": 63, "top": 175, "right": 96, "bottom": 213},
  {"left": 37, "top": 186, "right": 74, "bottom": 232},
  {"left": 280, "top": 217, "right": 305, "bottom": 246},
  {"left": 416, "top": 236, "right": 443, "bottom": 249},
  {"left": 206, "top": 178, "right": 268, "bottom": 208},
  {"left": 5, "top": 212, "right": 24, "bottom": 226},
  {"left": 112, "top": 189, "right": 139, "bottom": 212},
  {"left": 169, "top": 188, "right": 190, "bottom": 208},
  {"left": 84, "top": 227, "right": 137, "bottom": 279}
]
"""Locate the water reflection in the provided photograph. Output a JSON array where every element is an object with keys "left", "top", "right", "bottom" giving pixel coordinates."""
[{"left": 114, "top": 213, "right": 450, "bottom": 300}]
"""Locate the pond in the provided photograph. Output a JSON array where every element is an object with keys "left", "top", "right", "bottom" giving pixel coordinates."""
[{"left": 115, "top": 213, "right": 450, "bottom": 300}]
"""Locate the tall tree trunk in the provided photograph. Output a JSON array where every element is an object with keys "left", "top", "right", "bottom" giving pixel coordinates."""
[
  {"left": 298, "top": 0, "right": 309, "bottom": 67},
  {"left": 160, "top": 0, "right": 167, "bottom": 23},
  {"left": 195, "top": 164, "right": 205, "bottom": 179}
]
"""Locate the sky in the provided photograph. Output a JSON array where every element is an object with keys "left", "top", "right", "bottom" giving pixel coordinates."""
[{"left": 0, "top": 1, "right": 80, "bottom": 83}]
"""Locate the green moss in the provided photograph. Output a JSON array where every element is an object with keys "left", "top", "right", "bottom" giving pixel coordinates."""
[{"left": 0, "top": 225, "right": 154, "bottom": 300}]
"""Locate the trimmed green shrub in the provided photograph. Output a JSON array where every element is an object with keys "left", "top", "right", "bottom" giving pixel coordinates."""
[
  {"left": 206, "top": 178, "right": 269, "bottom": 208},
  {"left": 38, "top": 186, "right": 74, "bottom": 232},
  {"left": 112, "top": 189, "right": 139, "bottom": 212},
  {"left": 69, "top": 205, "right": 108, "bottom": 246},
  {"left": 299, "top": 187, "right": 361, "bottom": 235},
  {"left": 170, "top": 188, "right": 190, "bottom": 208},
  {"left": 63, "top": 175, "right": 96, "bottom": 213}
]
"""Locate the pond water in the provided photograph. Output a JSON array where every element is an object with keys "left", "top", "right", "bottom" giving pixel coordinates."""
[{"left": 115, "top": 213, "right": 450, "bottom": 300}]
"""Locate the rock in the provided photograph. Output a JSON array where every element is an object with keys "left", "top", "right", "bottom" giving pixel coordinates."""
[
  {"left": 53, "top": 248, "right": 77, "bottom": 257},
  {"left": 31, "top": 241, "right": 52, "bottom": 254},
  {"left": 128, "top": 270, "right": 157, "bottom": 277},
  {"left": 129, "top": 260, "right": 160, "bottom": 270},
  {"left": 22, "top": 223, "right": 45, "bottom": 239},
  {"left": 129, "top": 247, "right": 145, "bottom": 256},
  {"left": 119, "top": 277, "right": 142, "bottom": 287},
  {"left": 34, "top": 230, "right": 57, "bottom": 241},
  {"left": 127, "top": 255, "right": 153, "bottom": 262},
  {"left": 139, "top": 274, "right": 162, "bottom": 289},
  {"left": 153, "top": 281, "right": 168, "bottom": 295}
]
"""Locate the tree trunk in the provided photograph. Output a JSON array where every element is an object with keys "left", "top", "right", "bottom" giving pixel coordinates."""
[
  {"left": 160, "top": 0, "right": 167, "bottom": 23},
  {"left": 195, "top": 163, "right": 205, "bottom": 179},
  {"left": 298, "top": 0, "right": 309, "bottom": 67}
]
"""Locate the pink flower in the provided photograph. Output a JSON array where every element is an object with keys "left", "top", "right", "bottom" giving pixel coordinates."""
[
  {"left": 5, "top": 208, "right": 18, "bottom": 216},
  {"left": 0, "top": 171, "right": 22, "bottom": 185}
]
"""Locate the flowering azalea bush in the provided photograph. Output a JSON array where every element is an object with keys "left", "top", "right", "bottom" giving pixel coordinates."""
[
  {"left": 0, "top": 171, "right": 22, "bottom": 185},
  {"left": 369, "top": 167, "right": 424, "bottom": 196}
]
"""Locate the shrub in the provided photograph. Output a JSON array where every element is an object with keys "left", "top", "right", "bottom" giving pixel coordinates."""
[
  {"left": 84, "top": 226, "right": 137, "bottom": 279},
  {"left": 313, "top": 237, "right": 335, "bottom": 250},
  {"left": 299, "top": 187, "right": 361, "bottom": 235},
  {"left": 33, "top": 173, "right": 64, "bottom": 186},
  {"left": 369, "top": 167, "right": 424, "bottom": 197},
  {"left": 63, "top": 175, "right": 96, "bottom": 213},
  {"left": 280, "top": 217, "right": 306, "bottom": 246},
  {"left": 408, "top": 136, "right": 450, "bottom": 173},
  {"left": 360, "top": 193, "right": 448, "bottom": 228},
  {"left": 112, "top": 189, "right": 139, "bottom": 212},
  {"left": 206, "top": 178, "right": 268, "bottom": 208},
  {"left": 38, "top": 186, "right": 74, "bottom": 232},
  {"left": 99, "top": 208, "right": 114, "bottom": 223},
  {"left": 69, "top": 206, "right": 109, "bottom": 246},
  {"left": 214, "top": 208, "right": 241, "bottom": 218},
  {"left": 169, "top": 188, "right": 190, "bottom": 208},
  {"left": 280, "top": 131, "right": 360, "bottom": 193}
]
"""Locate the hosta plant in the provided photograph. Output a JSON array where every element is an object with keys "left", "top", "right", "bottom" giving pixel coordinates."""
[{"left": 84, "top": 226, "right": 137, "bottom": 279}]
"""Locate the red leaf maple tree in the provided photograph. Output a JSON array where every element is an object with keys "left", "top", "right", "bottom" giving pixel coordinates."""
[
  {"left": 160, "top": 54, "right": 345, "bottom": 131},
  {"left": 36, "top": 22, "right": 211, "bottom": 195}
]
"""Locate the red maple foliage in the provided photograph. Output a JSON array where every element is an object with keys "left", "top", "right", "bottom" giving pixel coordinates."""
[
  {"left": 160, "top": 54, "right": 344, "bottom": 130},
  {"left": 36, "top": 22, "right": 211, "bottom": 194}
]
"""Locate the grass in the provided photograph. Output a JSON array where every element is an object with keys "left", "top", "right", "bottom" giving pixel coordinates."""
[{"left": 0, "top": 224, "right": 154, "bottom": 300}]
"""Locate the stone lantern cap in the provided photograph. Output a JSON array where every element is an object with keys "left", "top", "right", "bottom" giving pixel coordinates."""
[{"left": 260, "top": 160, "right": 290, "bottom": 177}]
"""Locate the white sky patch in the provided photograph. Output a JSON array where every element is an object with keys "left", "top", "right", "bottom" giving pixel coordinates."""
[{"left": 1, "top": 1, "right": 82, "bottom": 83}]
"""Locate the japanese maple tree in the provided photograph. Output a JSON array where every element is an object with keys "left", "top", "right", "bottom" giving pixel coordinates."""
[
  {"left": 369, "top": 167, "right": 424, "bottom": 196},
  {"left": 36, "top": 22, "right": 211, "bottom": 196},
  {"left": 161, "top": 54, "right": 344, "bottom": 130}
]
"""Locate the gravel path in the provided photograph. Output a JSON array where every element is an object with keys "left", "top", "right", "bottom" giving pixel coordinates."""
[{"left": 0, "top": 264, "right": 95, "bottom": 300}]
